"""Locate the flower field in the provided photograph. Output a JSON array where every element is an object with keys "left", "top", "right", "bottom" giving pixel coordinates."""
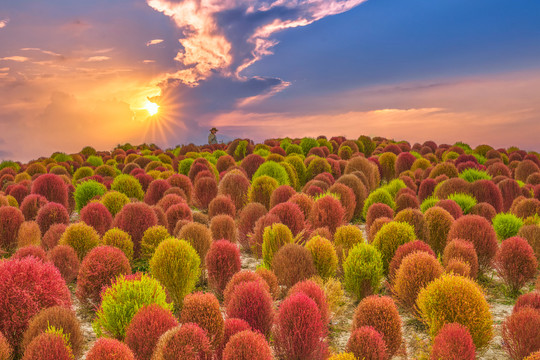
[{"left": 1, "top": 136, "right": 539, "bottom": 360}]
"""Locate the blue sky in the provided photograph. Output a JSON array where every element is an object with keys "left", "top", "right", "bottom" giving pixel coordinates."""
[{"left": 1, "top": 0, "right": 539, "bottom": 161}]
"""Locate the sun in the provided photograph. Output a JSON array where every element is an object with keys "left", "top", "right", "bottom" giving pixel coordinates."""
[{"left": 145, "top": 100, "right": 159, "bottom": 116}]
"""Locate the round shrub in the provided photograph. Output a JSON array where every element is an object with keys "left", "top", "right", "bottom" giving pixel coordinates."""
[
  {"left": 388, "top": 240, "right": 436, "bottom": 283},
  {"left": 352, "top": 295, "right": 402, "bottom": 358},
  {"left": 435, "top": 199, "right": 463, "bottom": 219},
  {"left": 362, "top": 188, "right": 395, "bottom": 220},
  {"left": 269, "top": 201, "right": 305, "bottom": 237},
  {"left": 423, "top": 206, "right": 454, "bottom": 255},
  {"left": 47, "top": 245, "right": 79, "bottom": 283},
  {"left": 237, "top": 202, "right": 267, "bottom": 250},
  {"left": 16, "top": 221, "right": 41, "bottom": 248},
  {"left": 223, "top": 330, "right": 273, "bottom": 360},
  {"left": 429, "top": 163, "right": 458, "bottom": 179},
  {"left": 269, "top": 185, "right": 296, "bottom": 209},
  {"left": 125, "top": 304, "right": 178, "bottom": 360},
  {"left": 223, "top": 271, "right": 270, "bottom": 306},
  {"left": 22, "top": 332, "right": 73, "bottom": 360},
  {"left": 442, "top": 239, "right": 479, "bottom": 279},
  {"left": 164, "top": 202, "right": 192, "bottom": 234},
  {"left": 289, "top": 279, "right": 330, "bottom": 326},
  {"left": 334, "top": 224, "right": 364, "bottom": 252},
  {"left": 74, "top": 180, "right": 106, "bottom": 212},
  {"left": 395, "top": 192, "right": 420, "bottom": 212},
  {"left": 152, "top": 324, "right": 211, "bottom": 360},
  {"left": 248, "top": 175, "right": 278, "bottom": 210},
  {"left": 194, "top": 176, "right": 218, "bottom": 209},
  {"left": 416, "top": 274, "right": 493, "bottom": 348},
  {"left": 394, "top": 208, "right": 425, "bottom": 241},
  {"left": 13, "top": 245, "right": 46, "bottom": 262},
  {"left": 512, "top": 198, "right": 540, "bottom": 219},
  {"left": 516, "top": 160, "right": 540, "bottom": 182},
  {"left": 336, "top": 174, "right": 368, "bottom": 219},
  {"left": 218, "top": 171, "right": 251, "bottom": 211},
  {"left": 206, "top": 240, "right": 241, "bottom": 296},
  {"left": 0, "top": 206, "right": 24, "bottom": 253},
  {"left": 210, "top": 214, "right": 237, "bottom": 243},
  {"left": 469, "top": 202, "right": 497, "bottom": 222},
  {"left": 208, "top": 195, "right": 236, "bottom": 219},
  {"left": 113, "top": 202, "right": 158, "bottom": 259},
  {"left": 430, "top": 323, "right": 476, "bottom": 360},
  {"left": 177, "top": 222, "right": 213, "bottom": 264},
  {"left": 309, "top": 195, "right": 345, "bottom": 234},
  {"left": 20, "top": 194, "right": 48, "bottom": 221},
  {"left": 216, "top": 318, "right": 251, "bottom": 360},
  {"left": 226, "top": 280, "right": 274, "bottom": 338},
  {"left": 393, "top": 251, "right": 444, "bottom": 311},
  {"left": 35, "top": 202, "right": 69, "bottom": 238},
  {"left": 30, "top": 174, "right": 68, "bottom": 209},
  {"left": 111, "top": 174, "right": 144, "bottom": 201},
  {"left": 86, "top": 338, "right": 135, "bottom": 360},
  {"left": 447, "top": 215, "right": 499, "bottom": 270},
  {"left": 261, "top": 223, "right": 293, "bottom": 268},
  {"left": 0, "top": 257, "right": 71, "bottom": 350},
  {"left": 493, "top": 212, "right": 523, "bottom": 241},
  {"left": 446, "top": 193, "right": 477, "bottom": 214},
  {"left": 58, "top": 222, "right": 100, "bottom": 261},
  {"left": 240, "top": 154, "right": 265, "bottom": 180},
  {"left": 371, "top": 221, "right": 416, "bottom": 273},
  {"left": 274, "top": 293, "right": 328, "bottom": 360},
  {"left": 347, "top": 326, "right": 387, "bottom": 360},
  {"left": 80, "top": 201, "right": 112, "bottom": 236},
  {"left": 144, "top": 179, "right": 171, "bottom": 205},
  {"left": 180, "top": 292, "right": 224, "bottom": 348},
  {"left": 102, "top": 227, "right": 134, "bottom": 260},
  {"left": 256, "top": 267, "right": 280, "bottom": 300},
  {"left": 0, "top": 331, "right": 12, "bottom": 360},
  {"left": 469, "top": 179, "right": 503, "bottom": 213},
  {"left": 156, "top": 193, "right": 185, "bottom": 214},
  {"left": 445, "top": 258, "right": 472, "bottom": 277},
  {"left": 305, "top": 235, "right": 338, "bottom": 279},
  {"left": 93, "top": 274, "right": 172, "bottom": 339},
  {"left": 253, "top": 161, "right": 289, "bottom": 186},
  {"left": 272, "top": 243, "right": 317, "bottom": 289},
  {"left": 289, "top": 192, "right": 315, "bottom": 219},
  {"left": 502, "top": 308, "right": 540, "bottom": 360},
  {"left": 21, "top": 306, "right": 83, "bottom": 358},
  {"left": 76, "top": 246, "right": 131, "bottom": 305},
  {"left": 149, "top": 238, "right": 200, "bottom": 308},
  {"left": 495, "top": 236, "right": 538, "bottom": 294},
  {"left": 344, "top": 243, "right": 384, "bottom": 300},
  {"left": 514, "top": 292, "right": 540, "bottom": 314},
  {"left": 365, "top": 203, "right": 394, "bottom": 234},
  {"left": 518, "top": 224, "right": 540, "bottom": 267},
  {"left": 101, "top": 191, "right": 130, "bottom": 217}
]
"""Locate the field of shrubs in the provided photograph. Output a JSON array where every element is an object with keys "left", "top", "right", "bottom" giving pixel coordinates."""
[{"left": 1, "top": 135, "right": 540, "bottom": 360}]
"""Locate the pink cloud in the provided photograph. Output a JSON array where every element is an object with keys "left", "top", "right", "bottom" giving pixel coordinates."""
[{"left": 146, "top": 39, "right": 164, "bottom": 46}]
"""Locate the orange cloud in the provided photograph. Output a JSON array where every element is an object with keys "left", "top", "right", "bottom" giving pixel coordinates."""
[
  {"left": 86, "top": 56, "right": 111, "bottom": 62},
  {"left": 0, "top": 56, "right": 29, "bottom": 62},
  {"left": 0, "top": 19, "right": 8, "bottom": 29},
  {"left": 146, "top": 39, "right": 164, "bottom": 46}
]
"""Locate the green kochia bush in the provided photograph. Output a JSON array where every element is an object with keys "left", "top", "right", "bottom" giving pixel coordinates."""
[
  {"left": 420, "top": 196, "right": 439, "bottom": 213},
  {"left": 447, "top": 193, "right": 477, "bottom": 214},
  {"left": 371, "top": 221, "right": 416, "bottom": 273},
  {"left": 492, "top": 213, "right": 523, "bottom": 241},
  {"left": 74, "top": 180, "right": 107, "bottom": 211},
  {"left": 262, "top": 223, "right": 294, "bottom": 268},
  {"left": 149, "top": 238, "right": 200, "bottom": 309},
  {"left": 111, "top": 174, "right": 144, "bottom": 201},
  {"left": 344, "top": 243, "right": 384, "bottom": 300},
  {"left": 362, "top": 188, "right": 395, "bottom": 220},
  {"left": 252, "top": 161, "right": 290, "bottom": 186},
  {"left": 459, "top": 168, "right": 492, "bottom": 183},
  {"left": 72, "top": 166, "right": 94, "bottom": 184},
  {"left": 93, "top": 274, "right": 172, "bottom": 339}
]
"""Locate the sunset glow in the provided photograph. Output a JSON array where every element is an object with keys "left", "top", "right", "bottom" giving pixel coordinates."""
[{"left": 145, "top": 100, "right": 159, "bottom": 116}]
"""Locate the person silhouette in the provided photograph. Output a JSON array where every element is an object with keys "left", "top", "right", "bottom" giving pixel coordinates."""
[{"left": 208, "top": 127, "right": 218, "bottom": 145}]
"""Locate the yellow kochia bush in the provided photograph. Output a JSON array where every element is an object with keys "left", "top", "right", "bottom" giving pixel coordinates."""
[{"left": 416, "top": 274, "right": 493, "bottom": 349}]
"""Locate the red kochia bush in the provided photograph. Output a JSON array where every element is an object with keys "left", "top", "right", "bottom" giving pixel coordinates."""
[
  {"left": 365, "top": 203, "right": 394, "bottom": 233},
  {"left": 206, "top": 240, "right": 241, "bottom": 296},
  {"left": 216, "top": 318, "right": 252, "bottom": 360},
  {"left": 80, "top": 202, "right": 113, "bottom": 236},
  {"left": 502, "top": 308, "right": 540, "bottom": 360},
  {"left": 513, "top": 292, "right": 540, "bottom": 314},
  {"left": 22, "top": 332, "right": 73, "bottom": 360},
  {"left": 395, "top": 193, "right": 420, "bottom": 212},
  {"left": 352, "top": 295, "right": 402, "bottom": 358},
  {"left": 20, "top": 194, "right": 48, "bottom": 221},
  {"left": 269, "top": 185, "right": 296, "bottom": 209},
  {"left": 289, "top": 280, "right": 330, "bottom": 326},
  {"left": 144, "top": 179, "right": 171, "bottom": 205},
  {"left": 30, "top": 174, "right": 69, "bottom": 209},
  {"left": 12, "top": 245, "right": 47, "bottom": 262},
  {"left": 308, "top": 195, "right": 345, "bottom": 234},
  {"left": 241, "top": 154, "right": 265, "bottom": 180},
  {"left": 0, "top": 257, "right": 71, "bottom": 350},
  {"left": 237, "top": 202, "right": 267, "bottom": 251},
  {"left": 21, "top": 306, "right": 83, "bottom": 358},
  {"left": 154, "top": 324, "right": 212, "bottom": 360},
  {"left": 447, "top": 215, "right": 498, "bottom": 270},
  {"left": 125, "top": 304, "right": 179, "bottom": 360},
  {"left": 0, "top": 206, "right": 25, "bottom": 252},
  {"left": 226, "top": 281, "right": 274, "bottom": 338},
  {"left": 347, "top": 326, "right": 387, "bottom": 360},
  {"left": 430, "top": 323, "right": 476, "bottom": 360},
  {"left": 86, "top": 338, "right": 136, "bottom": 360},
  {"left": 470, "top": 179, "right": 503, "bottom": 213},
  {"left": 418, "top": 178, "right": 437, "bottom": 202},
  {"left": 269, "top": 201, "right": 305, "bottom": 237},
  {"left": 165, "top": 202, "right": 192, "bottom": 234},
  {"left": 208, "top": 195, "right": 236, "bottom": 219},
  {"left": 274, "top": 293, "right": 328, "bottom": 360},
  {"left": 223, "top": 330, "right": 273, "bottom": 360},
  {"left": 435, "top": 199, "right": 463, "bottom": 219},
  {"left": 469, "top": 202, "right": 497, "bottom": 222},
  {"left": 180, "top": 292, "right": 224, "bottom": 348},
  {"left": 218, "top": 171, "right": 251, "bottom": 211},
  {"left": 495, "top": 237, "right": 538, "bottom": 293},
  {"left": 113, "top": 202, "right": 158, "bottom": 259},
  {"left": 8, "top": 184, "right": 29, "bottom": 206},
  {"left": 223, "top": 271, "right": 270, "bottom": 306},
  {"left": 442, "top": 239, "right": 479, "bottom": 279},
  {"left": 156, "top": 193, "right": 185, "bottom": 213},
  {"left": 167, "top": 174, "right": 193, "bottom": 204},
  {"left": 76, "top": 246, "right": 131, "bottom": 305},
  {"left": 194, "top": 176, "right": 218, "bottom": 210},
  {"left": 35, "top": 202, "right": 70, "bottom": 235},
  {"left": 47, "top": 245, "right": 80, "bottom": 283},
  {"left": 41, "top": 223, "right": 67, "bottom": 250},
  {"left": 498, "top": 179, "right": 523, "bottom": 212}
]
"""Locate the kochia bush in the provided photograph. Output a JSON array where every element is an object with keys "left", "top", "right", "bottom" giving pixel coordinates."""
[
  {"left": 344, "top": 243, "right": 384, "bottom": 300},
  {"left": 308, "top": 194, "right": 345, "bottom": 233},
  {"left": 86, "top": 338, "right": 135, "bottom": 360},
  {"left": 0, "top": 206, "right": 25, "bottom": 253},
  {"left": 492, "top": 212, "right": 524, "bottom": 241},
  {"left": 47, "top": 245, "right": 80, "bottom": 284},
  {"left": 74, "top": 180, "right": 107, "bottom": 211},
  {"left": 494, "top": 236, "right": 538, "bottom": 294},
  {"left": 222, "top": 330, "right": 273, "bottom": 360},
  {"left": 346, "top": 326, "right": 387, "bottom": 360},
  {"left": 430, "top": 323, "right": 476, "bottom": 360},
  {"left": 371, "top": 221, "right": 416, "bottom": 273},
  {"left": 80, "top": 201, "right": 113, "bottom": 236},
  {"left": 502, "top": 308, "right": 540, "bottom": 360},
  {"left": 59, "top": 222, "right": 101, "bottom": 261},
  {"left": 180, "top": 292, "right": 224, "bottom": 348},
  {"left": 152, "top": 324, "right": 211, "bottom": 360},
  {"left": 22, "top": 332, "right": 74, "bottom": 360},
  {"left": 113, "top": 202, "right": 158, "bottom": 259},
  {"left": 305, "top": 235, "right": 338, "bottom": 279},
  {"left": 206, "top": 240, "right": 241, "bottom": 296},
  {"left": 272, "top": 243, "right": 317, "bottom": 289},
  {"left": 110, "top": 174, "right": 144, "bottom": 201},
  {"left": 30, "top": 174, "right": 69, "bottom": 209}
]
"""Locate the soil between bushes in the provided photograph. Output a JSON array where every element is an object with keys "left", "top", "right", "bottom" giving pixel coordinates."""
[{"left": 70, "top": 220, "right": 524, "bottom": 359}]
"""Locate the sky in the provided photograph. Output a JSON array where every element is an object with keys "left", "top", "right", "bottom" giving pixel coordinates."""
[{"left": 1, "top": 0, "right": 539, "bottom": 161}]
